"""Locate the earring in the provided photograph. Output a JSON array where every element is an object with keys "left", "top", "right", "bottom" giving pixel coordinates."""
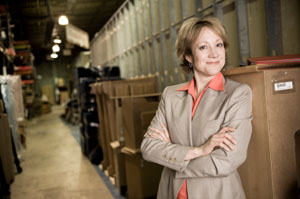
[{"left": 188, "top": 62, "right": 193, "bottom": 69}]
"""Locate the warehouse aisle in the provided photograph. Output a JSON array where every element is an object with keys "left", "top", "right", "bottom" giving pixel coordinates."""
[{"left": 10, "top": 106, "right": 113, "bottom": 199}]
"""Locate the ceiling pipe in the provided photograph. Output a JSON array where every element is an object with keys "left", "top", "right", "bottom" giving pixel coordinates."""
[
  {"left": 45, "top": 0, "right": 53, "bottom": 18},
  {"left": 44, "top": 0, "right": 54, "bottom": 45}
]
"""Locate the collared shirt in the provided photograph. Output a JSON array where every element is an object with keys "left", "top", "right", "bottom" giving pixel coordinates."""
[{"left": 176, "top": 72, "right": 224, "bottom": 199}]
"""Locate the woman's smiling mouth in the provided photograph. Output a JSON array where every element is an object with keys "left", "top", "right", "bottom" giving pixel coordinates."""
[{"left": 206, "top": 61, "right": 220, "bottom": 64}]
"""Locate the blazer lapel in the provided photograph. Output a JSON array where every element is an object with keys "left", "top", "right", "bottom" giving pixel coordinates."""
[
  {"left": 191, "top": 88, "right": 228, "bottom": 146},
  {"left": 170, "top": 91, "right": 193, "bottom": 146},
  {"left": 193, "top": 76, "right": 227, "bottom": 122},
  {"left": 193, "top": 88, "right": 219, "bottom": 120}
]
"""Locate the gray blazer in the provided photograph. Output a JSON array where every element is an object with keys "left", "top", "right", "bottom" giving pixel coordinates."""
[{"left": 141, "top": 77, "right": 252, "bottom": 199}]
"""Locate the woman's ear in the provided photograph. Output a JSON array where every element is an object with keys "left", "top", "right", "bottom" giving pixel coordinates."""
[{"left": 185, "top": 54, "right": 193, "bottom": 64}]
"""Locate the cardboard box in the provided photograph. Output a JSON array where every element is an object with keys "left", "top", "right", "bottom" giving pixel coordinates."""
[
  {"left": 57, "top": 78, "right": 65, "bottom": 87},
  {"left": 121, "top": 147, "right": 163, "bottom": 199},
  {"left": 60, "top": 91, "right": 69, "bottom": 104},
  {"left": 42, "top": 84, "right": 55, "bottom": 105},
  {"left": 247, "top": 54, "right": 300, "bottom": 65},
  {"left": 122, "top": 95, "right": 160, "bottom": 149},
  {"left": 93, "top": 88, "right": 112, "bottom": 174},
  {"left": 91, "top": 75, "right": 158, "bottom": 177},
  {"left": 0, "top": 114, "right": 14, "bottom": 184},
  {"left": 223, "top": 63, "right": 300, "bottom": 199},
  {"left": 110, "top": 141, "right": 126, "bottom": 195},
  {"left": 295, "top": 130, "right": 300, "bottom": 188},
  {"left": 40, "top": 103, "right": 51, "bottom": 114}
]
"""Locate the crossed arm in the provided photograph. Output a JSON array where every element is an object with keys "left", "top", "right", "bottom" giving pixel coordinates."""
[
  {"left": 141, "top": 84, "right": 252, "bottom": 178},
  {"left": 149, "top": 123, "right": 237, "bottom": 161}
]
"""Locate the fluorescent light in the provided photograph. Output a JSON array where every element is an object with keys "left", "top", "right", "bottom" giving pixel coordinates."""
[
  {"left": 52, "top": 44, "right": 60, "bottom": 52},
  {"left": 58, "top": 15, "right": 69, "bottom": 25},
  {"left": 53, "top": 38, "right": 62, "bottom": 44},
  {"left": 50, "top": 53, "right": 58, "bottom": 59}
]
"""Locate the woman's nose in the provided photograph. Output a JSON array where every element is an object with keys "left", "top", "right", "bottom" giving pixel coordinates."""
[{"left": 208, "top": 47, "right": 218, "bottom": 58}]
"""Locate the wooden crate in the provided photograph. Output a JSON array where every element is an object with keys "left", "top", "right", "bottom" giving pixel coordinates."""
[
  {"left": 122, "top": 95, "right": 160, "bottom": 149},
  {"left": 121, "top": 147, "right": 163, "bottom": 199},
  {"left": 91, "top": 75, "right": 159, "bottom": 191},
  {"left": 224, "top": 63, "right": 300, "bottom": 198}
]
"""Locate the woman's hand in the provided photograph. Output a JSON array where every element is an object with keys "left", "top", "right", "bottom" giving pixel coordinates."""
[
  {"left": 201, "top": 126, "right": 236, "bottom": 155},
  {"left": 184, "top": 127, "right": 236, "bottom": 160},
  {"left": 148, "top": 123, "right": 171, "bottom": 143}
]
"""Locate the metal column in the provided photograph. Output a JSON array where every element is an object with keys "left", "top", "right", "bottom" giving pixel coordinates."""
[
  {"left": 150, "top": 0, "right": 163, "bottom": 90},
  {"left": 168, "top": 0, "right": 182, "bottom": 84},
  {"left": 265, "top": 0, "right": 282, "bottom": 56},
  {"left": 236, "top": 0, "right": 250, "bottom": 66},
  {"left": 195, "top": 0, "right": 203, "bottom": 17},
  {"left": 158, "top": 0, "right": 171, "bottom": 87},
  {"left": 214, "top": 0, "right": 224, "bottom": 22}
]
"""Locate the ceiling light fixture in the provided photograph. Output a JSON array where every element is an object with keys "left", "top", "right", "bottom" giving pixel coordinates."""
[
  {"left": 52, "top": 44, "right": 60, "bottom": 52},
  {"left": 50, "top": 53, "right": 58, "bottom": 59},
  {"left": 53, "top": 38, "right": 62, "bottom": 44},
  {"left": 58, "top": 15, "right": 69, "bottom": 25}
]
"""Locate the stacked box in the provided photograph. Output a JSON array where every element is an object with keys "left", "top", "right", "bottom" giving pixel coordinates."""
[
  {"left": 121, "top": 147, "right": 163, "bottom": 199},
  {"left": 76, "top": 66, "right": 121, "bottom": 165},
  {"left": 81, "top": 112, "right": 98, "bottom": 138},
  {"left": 59, "top": 91, "right": 69, "bottom": 104},
  {"left": 91, "top": 75, "right": 160, "bottom": 195},
  {"left": 75, "top": 68, "right": 100, "bottom": 160},
  {"left": 121, "top": 95, "right": 163, "bottom": 199},
  {"left": 122, "top": 96, "right": 160, "bottom": 149},
  {"left": 78, "top": 78, "right": 99, "bottom": 157},
  {"left": 223, "top": 62, "right": 300, "bottom": 198}
]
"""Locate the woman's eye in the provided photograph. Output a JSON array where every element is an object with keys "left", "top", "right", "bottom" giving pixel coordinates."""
[
  {"left": 199, "top": 45, "right": 207, "bottom": 50},
  {"left": 217, "top": 43, "right": 224, "bottom": 47}
]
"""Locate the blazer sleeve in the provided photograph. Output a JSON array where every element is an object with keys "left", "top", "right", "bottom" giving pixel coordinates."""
[
  {"left": 141, "top": 87, "right": 192, "bottom": 172},
  {"left": 175, "top": 84, "right": 253, "bottom": 178}
]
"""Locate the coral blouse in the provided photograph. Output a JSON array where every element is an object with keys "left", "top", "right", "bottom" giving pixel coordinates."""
[{"left": 176, "top": 72, "right": 224, "bottom": 199}]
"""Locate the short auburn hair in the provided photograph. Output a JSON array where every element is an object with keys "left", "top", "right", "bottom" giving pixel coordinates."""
[{"left": 175, "top": 16, "right": 228, "bottom": 73}]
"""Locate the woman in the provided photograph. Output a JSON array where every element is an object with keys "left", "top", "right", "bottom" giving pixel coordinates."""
[{"left": 141, "top": 16, "right": 252, "bottom": 199}]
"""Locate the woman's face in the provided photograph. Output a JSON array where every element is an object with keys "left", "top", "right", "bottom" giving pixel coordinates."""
[{"left": 186, "top": 27, "right": 225, "bottom": 78}]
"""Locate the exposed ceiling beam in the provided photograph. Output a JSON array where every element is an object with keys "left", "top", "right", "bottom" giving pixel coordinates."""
[{"left": 44, "top": 0, "right": 54, "bottom": 45}]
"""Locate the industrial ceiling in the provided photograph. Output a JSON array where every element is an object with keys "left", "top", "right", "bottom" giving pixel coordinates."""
[{"left": 4, "top": 0, "right": 125, "bottom": 57}]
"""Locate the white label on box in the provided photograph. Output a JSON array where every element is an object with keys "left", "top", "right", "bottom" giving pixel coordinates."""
[{"left": 274, "top": 81, "right": 293, "bottom": 91}]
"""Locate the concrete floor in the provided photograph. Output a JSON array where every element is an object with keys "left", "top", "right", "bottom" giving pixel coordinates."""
[{"left": 10, "top": 106, "right": 113, "bottom": 199}]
